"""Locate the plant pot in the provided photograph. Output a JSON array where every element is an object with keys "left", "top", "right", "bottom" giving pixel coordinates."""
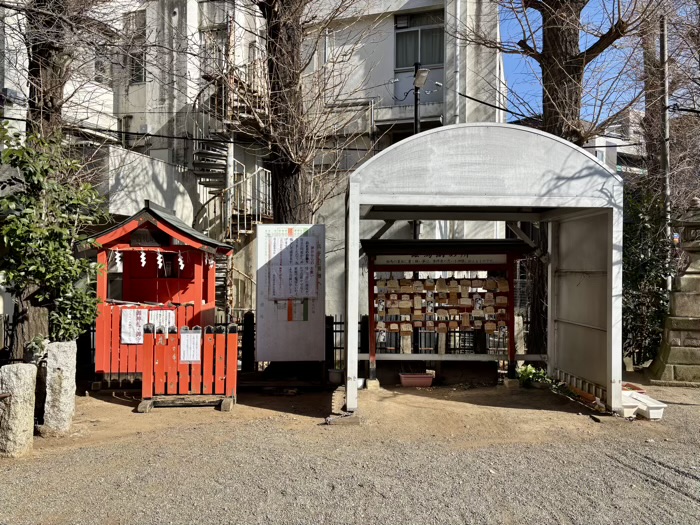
[
  {"left": 399, "top": 373, "right": 433, "bottom": 388},
  {"left": 328, "top": 369, "right": 344, "bottom": 385}
]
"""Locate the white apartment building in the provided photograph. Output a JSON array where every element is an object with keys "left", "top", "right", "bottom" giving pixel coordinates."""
[{"left": 1, "top": 0, "right": 508, "bottom": 318}]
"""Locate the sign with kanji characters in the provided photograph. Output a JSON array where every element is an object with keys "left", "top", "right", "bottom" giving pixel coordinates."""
[
  {"left": 120, "top": 308, "right": 148, "bottom": 344},
  {"left": 374, "top": 254, "right": 506, "bottom": 266},
  {"left": 256, "top": 225, "right": 325, "bottom": 361},
  {"left": 267, "top": 235, "right": 318, "bottom": 299}
]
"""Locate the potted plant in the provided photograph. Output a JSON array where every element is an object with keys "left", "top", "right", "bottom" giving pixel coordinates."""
[{"left": 517, "top": 365, "right": 551, "bottom": 389}]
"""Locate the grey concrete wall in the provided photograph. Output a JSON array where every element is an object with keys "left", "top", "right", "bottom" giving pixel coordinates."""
[{"left": 554, "top": 213, "right": 609, "bottom": 387}]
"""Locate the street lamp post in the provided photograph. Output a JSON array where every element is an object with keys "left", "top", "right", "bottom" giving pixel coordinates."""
[{"left": 413, "top": 62, "right": 430, "bottom": 135}]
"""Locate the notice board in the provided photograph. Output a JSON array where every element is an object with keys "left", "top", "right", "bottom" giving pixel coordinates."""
[{"left": 256, "top": 225, "right": 325, "bottom": 361}]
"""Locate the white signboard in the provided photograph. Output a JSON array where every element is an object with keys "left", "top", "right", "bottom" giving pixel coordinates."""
[
  {"left": 180, "top": 329, "right": 202, "bottom": 363},
  {"left": 149, "top": 309, "right": 176, "bottom": 330},
  {"left": 120, "top": 308, "right": 148, "bottom": 344},
  {"left": 268, "top": 236, "right": 318, "bottom": 299},
  {"left": 374, "top": 254, "right": 507, "bottom": 266},
  {"left": 256, "top": 225, "right": 325, "bottom": 361}
]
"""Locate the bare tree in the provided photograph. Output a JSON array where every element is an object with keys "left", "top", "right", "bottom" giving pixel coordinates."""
[
  {"left": 459, "top": 0, "right": 658, "bottom": 145},
  {"left": 212, "top": 0, "right": 385, "bottom": 223}
]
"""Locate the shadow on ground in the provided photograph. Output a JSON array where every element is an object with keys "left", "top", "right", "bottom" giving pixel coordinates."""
[
  {"left": 371, "top": 385, "right": 596, "bottom": 415},
  {"left": 236, "top": 389, "right": 332, "bottom": 419}
]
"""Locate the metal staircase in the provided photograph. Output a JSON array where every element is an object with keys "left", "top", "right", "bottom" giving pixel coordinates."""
[
  {"left": 190, "top": 49, "right": 270, "bottom": 317},
  {"left": 191, "top": 66, "right": 273, "bottom": 243}
]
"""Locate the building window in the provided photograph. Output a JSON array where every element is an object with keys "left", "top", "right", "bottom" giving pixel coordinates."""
[
  {"left": 395, "top": 10, "right": 444, "bottom": 69},
  {"left": 126, "top": 10, "right": 147, "bottom": 84},
  {"left": 129, "top": 51, "right": 146, "bottom": 84},
  {"left": 201, "top": 28, "right": 227, "bottom": 78}
]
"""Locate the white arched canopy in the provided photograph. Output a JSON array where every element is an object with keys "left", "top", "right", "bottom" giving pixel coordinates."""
[{"left": 344, "top": 123, "right": 623, "bottom": 412}]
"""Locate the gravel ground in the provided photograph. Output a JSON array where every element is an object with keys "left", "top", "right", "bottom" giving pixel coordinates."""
[{"left": 1, "top": 385, "right": 699, "bottom": 525}]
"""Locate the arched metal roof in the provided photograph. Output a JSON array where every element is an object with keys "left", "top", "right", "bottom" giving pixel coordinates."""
[{"left": 349, "top": 123, "right": 622, "bottom": 219}]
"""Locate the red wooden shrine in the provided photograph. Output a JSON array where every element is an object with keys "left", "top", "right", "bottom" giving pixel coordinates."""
[{"left": 93, "top": 201, "right": 237, "bottom": 409}]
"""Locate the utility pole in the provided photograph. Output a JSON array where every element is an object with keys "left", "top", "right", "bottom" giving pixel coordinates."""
[{"left": 660, "top": 14, "right": 672, "bottom": 292}]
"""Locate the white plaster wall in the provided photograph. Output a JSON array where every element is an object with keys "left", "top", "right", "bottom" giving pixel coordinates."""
[
  {"left": 319, "top": 0, "right": 502, "bottom": 123},
  {"left": 108, "top": 146, "right": 196, "bottom": 223},
  {"left": 63, "top": 80, "right": 117, "bottom": 131}
]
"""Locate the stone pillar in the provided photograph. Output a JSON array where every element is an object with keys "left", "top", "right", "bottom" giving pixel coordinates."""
[
  {"left": 0, "top": 363, "right": 37, "bottom": 458},
  {"left": 41, "top": 341, "right": 77, "bottom": 434},
  {"left": 650, "top": 239, "right": 700, "bottom": 383}
]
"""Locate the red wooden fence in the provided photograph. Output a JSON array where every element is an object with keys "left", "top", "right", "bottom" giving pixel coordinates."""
[
  {"left": 95, "top": 303, "right": 197, "bottom": 380},
  {"left": 141, "top": 326, "right": 238, "bottom": 400}
]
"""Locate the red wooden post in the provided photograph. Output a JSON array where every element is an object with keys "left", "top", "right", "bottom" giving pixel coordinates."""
[
  {"left": 95, "top": 303, "right": 107, "bottom": 374},
  {"left": 177, "top": 308, "right": 190, "bottom": 394},
  {"left": 95, "top": 250, "right": 109, "bottom": 375},
  {"left": 207, "top": 261, "right": 216, "bottom": 308},
  {"left": 225, "top": 326, "right": 238, "bottom": 399},
  {"left": 214, "top": 328, "right": 226, "bottom": 395},
  {"left": 154, "top": 331, "right": 167, "bottom": 395},
  {"left": 142, "top": 329, "right": 155, "bottom": 399},
  {"left": 190, "top": 333, "right": 203, "bottom": 395},
  {"left": 109, "top": 306, "right": 121, "bottom": 378},
  {"left": 166, "top": 328, "right": 179, "bottom": 395},
  {"left": 178, "top": 338, "right": 190, "bottom": 395},
  {"left": 118, "top": 314, "right": 129, "bottom": 375},
  {"left": 202, "top": 328, "right": 215, "bottom": 394},
  {"left": 193, "top": 251, "right": 203, "bottom": 326}
]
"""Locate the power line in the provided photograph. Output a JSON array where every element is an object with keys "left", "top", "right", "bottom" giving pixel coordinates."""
[
  {"left": 458, "top": 91, "right": 537, "bottom": 121},
  {"left": 669, "top": 104, "right": 700, "bottom": 115}
]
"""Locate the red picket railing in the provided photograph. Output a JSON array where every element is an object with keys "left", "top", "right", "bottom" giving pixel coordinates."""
[{"left": 141, "top": 325, "right": 238, "bottom": 401}]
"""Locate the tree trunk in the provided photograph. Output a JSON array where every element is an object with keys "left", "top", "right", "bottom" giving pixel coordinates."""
[
  {"left": 540, "top": 2, "right": 587, "bottom": 145},
  {"left": 11, "top": 284, "right": 49, "bottom": 360},
  {"left": 270, "top": 150, "right": 312, "bottom": 223},
  {"left": 26, "top": 0, "right": 69, "bottom": 137},
  {"left": 259, "top": 0, "right": 313, "bottom": 223}
]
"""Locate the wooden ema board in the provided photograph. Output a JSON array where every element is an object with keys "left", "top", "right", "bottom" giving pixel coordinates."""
[
  {"left": 367, "top": 257, "right": 516, "bottom": 363},
  {"left": 141, "top": 327, "right": 238, "bottom": 400},
  {"left": 95, "top": 304, "right": 201, "bottom": 380}
]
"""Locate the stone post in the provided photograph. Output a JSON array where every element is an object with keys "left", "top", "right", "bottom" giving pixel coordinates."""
[
  {"left": 0, "top": 363, "right": 37, "bottom": 458},
  {"left": 41, "top": 341, "right": 77, "bottom": 434}
]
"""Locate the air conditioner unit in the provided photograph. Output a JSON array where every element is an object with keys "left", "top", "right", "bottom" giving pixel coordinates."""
[
  {"left": 139, "top": 123, "right": 150, "bottom": 134},
  {"left": 395, "top": 15, "right": 409, "bottom": 28}
]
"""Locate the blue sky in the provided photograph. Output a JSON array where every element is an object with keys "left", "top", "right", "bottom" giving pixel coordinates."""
[{"left": 499, "top": 2, "right": 641, "bottom": 124}]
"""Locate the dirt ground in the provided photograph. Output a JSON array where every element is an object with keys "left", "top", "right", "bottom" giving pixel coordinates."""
[
  {"left": 31, "top": 381, "right": 684, "bottom": 455},
  {"left": 2, "top": 381, "right": 699, "bottom": 524}
]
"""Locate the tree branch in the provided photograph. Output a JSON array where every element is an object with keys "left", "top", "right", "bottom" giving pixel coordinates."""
[
  {"left": 578, "top": 18, "right": 629, "bottom": 66},
  {"left": 517, "top": 38, "right": 541, "bottom": 62},
  {"left": 521, "top": 0, "right": 545, "bottom": 13}
]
